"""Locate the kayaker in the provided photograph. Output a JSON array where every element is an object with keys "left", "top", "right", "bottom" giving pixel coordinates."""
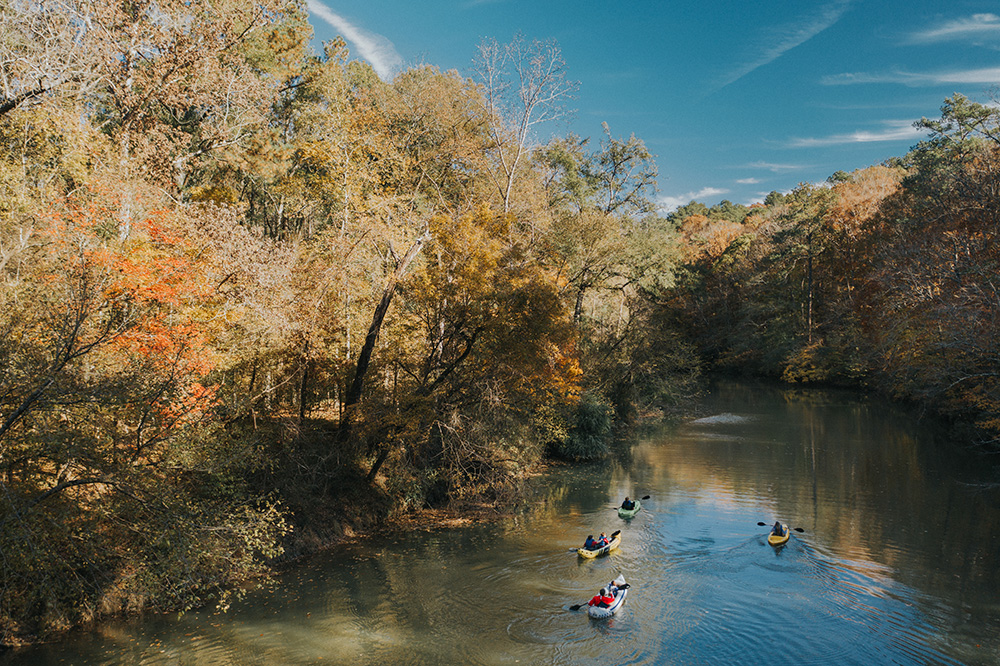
[
  {"left": 598, "top": 531, "right": 609, "bottom": 546},
  {"left": 584, "top": 534, "right": 596, "bottom": 550},
  {"left": 588, "top": 587, "right": 614, "bottom": 608},
  {"left": 608, "top": 579, "right": 629, "bottom": 596},
  {"left": 621, "top": 497, "right": 635, "bottom": 510},
  {"left": 771, "top": 521, "right": 784, "bottom": 537}
]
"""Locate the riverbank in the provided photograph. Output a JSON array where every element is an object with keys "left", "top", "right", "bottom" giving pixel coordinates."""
[
  {"left": 0, "top": 415, "right": 570, "bottom": 651},
  {"left": 0, "top": 391, "right": 678, "bottom": 650},
  {"left": 5, "top": 380, "right": 999, "bottom": 666}
]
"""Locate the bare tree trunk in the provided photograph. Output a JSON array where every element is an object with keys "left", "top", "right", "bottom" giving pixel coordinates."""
[
  {"left": 298, "top": 349, "right": 310, "bottom": 423},
  {"left": 338, "top": 234, "right": 427, "bottom": 446},
  {"left": 365, "top": 446, "right": 391, "bottom": 484},
  {"left": 574, "top": 285, "right": 586, "bottom": 323}
]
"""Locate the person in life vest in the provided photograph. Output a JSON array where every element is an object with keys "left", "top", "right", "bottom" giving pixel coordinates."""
[
  {"left": 771, "top": 521, "right": 785, "bottom": 537},
  {"left": 583, "top": 534, "right": 596, "bottom": 550},
  {"left": 597, "top": 531, "right": 609, "bottom": 546},
  {"left": 621, "top": 496, "right": 635, "bottom": 510},
  {"left": 588, "top": 587, "right": 614, "bottom": 608}
]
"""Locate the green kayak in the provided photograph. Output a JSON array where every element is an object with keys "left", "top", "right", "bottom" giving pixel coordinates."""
[{"left": 617, "top": 499, "right": 641, "bottom": 518}]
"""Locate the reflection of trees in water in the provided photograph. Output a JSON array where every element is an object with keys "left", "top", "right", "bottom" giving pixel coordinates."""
[{"left": 638, "top": 380, "right": 1000, "bottom": 606}]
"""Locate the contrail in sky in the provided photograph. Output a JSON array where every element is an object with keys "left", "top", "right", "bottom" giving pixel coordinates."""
[
  {"left": 305, "top": 0, "right": 403, "bottom": 80},
  {"left": 713, "top": 0, "right": 851, "bottom": 91}
]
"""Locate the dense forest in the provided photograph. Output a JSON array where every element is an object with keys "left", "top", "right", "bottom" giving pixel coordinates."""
[
  {"left": 663, "top": 93, "right": 1000, "bottom": 444},
  {"left": 0, "top": 0, "right": 693, "bottom": 644},
  {"left": 1, "top": 0, "right": 998, "bottom": 646}
]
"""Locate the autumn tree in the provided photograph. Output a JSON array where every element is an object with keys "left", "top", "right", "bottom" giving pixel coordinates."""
[
  {"left": 587, "top": 122, "right": 659, "bottom": 216},
  {"left": 537, "top": 126, "right": 660, "bottom": 322},
  {"left": 0, "top": 192, "right": 287, "bottom": 640},
  {"left": 75, "top": 0, "right": 285, "bottom": 234},
  {"left": 332, "top": 65, "right": 496, "bottom": 448},
  {"left": 852, "top": 96, "right": 1000, "bottom": 437},
  {"left": 533, "top": 123, "right": 690, "bottom": 423},
  {"left": 363, "top": 207, "right": 581, "bottom": 496}
]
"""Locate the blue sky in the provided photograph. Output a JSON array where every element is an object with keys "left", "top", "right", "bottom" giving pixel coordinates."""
[{"left": 305, "top": 0, "right": 1000, "bottom": 211}]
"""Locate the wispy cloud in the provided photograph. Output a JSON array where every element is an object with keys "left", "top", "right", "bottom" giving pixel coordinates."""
[
  {"left": 822, "top": 66, "right": 1000, "bottom": 86},
  {"left": 736, "top": 177, "right": 762, "bottom": 184},
  {"left": 306, "top": 0, "right": 403, "bottom": 80},
  {"left": 787, "top": 120, "right": 926, "bottom": 147},
  {"left": 714, "top": 0, "right": 852, "bottom": 90},
  {"left": 658, "top": 187, "right": 729, "bottom": 211},
  {"left": 744, "top": 161, "right": 806, "bottom": 173},
  {"left": 908, "top": 13, "right": 1000, "bottom": 44}
]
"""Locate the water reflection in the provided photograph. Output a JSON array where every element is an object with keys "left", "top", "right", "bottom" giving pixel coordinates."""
[{"left": 2, "top": 380, "right": 998, "bottom": 665}]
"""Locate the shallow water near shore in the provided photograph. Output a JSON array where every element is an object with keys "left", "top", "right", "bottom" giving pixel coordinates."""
[{"left": 4, "top": 380, "right": 999, "bottom": 665}]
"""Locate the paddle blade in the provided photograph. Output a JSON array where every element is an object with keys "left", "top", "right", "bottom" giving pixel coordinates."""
[
  {"left": 641, "top": 495, "right": 650, "bottom": 500},
  {"left": 569, "top": 604, "right": 584, "bottom": 611},
  {"left": 794, "top": 527, "right": 805, "bottom": 532},
  {"left": 757, "top": 522, "right": 767, "bottom": 526}
]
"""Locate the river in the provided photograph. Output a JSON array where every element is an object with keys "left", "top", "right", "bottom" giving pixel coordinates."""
[{"left": 3, "top": 380, "right": 999, "bottom": 665}]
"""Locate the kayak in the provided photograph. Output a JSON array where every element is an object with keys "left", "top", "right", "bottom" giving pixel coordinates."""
[
  {"left": 588, "top": 575, "right": 628, "bottom": 619},
  {"left": 578, "top": 533, "right": 621, "bottom": 558},
  {"left": 617, "top": 499, "right": 641, "bottom": 518},
  {"left": 768, "top": 523, "right": 791, "bottom": 546}
]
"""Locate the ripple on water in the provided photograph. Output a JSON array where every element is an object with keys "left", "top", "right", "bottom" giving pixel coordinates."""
[
  {"left": 598, "top": 518, "right": 965, "bottom": 666},
  {"left": 690, "top": 413, "right": 754, "bottom": 425}
]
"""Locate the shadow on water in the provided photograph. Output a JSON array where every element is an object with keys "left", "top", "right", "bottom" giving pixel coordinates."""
[{"left": 3, "top": 379, "right": 998, "bottom": 665}]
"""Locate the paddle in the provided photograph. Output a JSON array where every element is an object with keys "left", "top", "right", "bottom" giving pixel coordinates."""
[
  {"left": 568, "top": 529, "right": 622, "bottom": 552},
  {"left": 757, "top": 521, "right": 805, "bottom": 533}
]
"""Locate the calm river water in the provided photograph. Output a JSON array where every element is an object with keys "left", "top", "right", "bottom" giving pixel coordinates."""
[{"left": 4, "top": 380, "right": 1000, "bottom": 665}]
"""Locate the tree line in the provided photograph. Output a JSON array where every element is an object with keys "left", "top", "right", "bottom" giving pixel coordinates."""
[
  {"left": 0, "top": 0, "right": 692, "bottom": 643},
  {"left": 662, "top": 93, "right": 1000, "bottom": 448}
]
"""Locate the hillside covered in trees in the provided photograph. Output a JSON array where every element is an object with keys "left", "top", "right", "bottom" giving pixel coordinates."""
[{"left": 2, "top": 0, "right": 998, "bottom": 646}]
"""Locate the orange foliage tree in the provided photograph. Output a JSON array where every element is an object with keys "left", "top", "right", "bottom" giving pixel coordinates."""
[{"left": 0, "top": 192, "right": 286, "bottom": 639}]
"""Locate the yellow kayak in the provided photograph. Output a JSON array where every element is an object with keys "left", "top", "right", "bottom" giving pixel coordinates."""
[
  {"left": 578, "top": 533, "right": 621, "bottom": 558},
  {"left": 768, "top": 524, "right": 791, "bottom": 546}
]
